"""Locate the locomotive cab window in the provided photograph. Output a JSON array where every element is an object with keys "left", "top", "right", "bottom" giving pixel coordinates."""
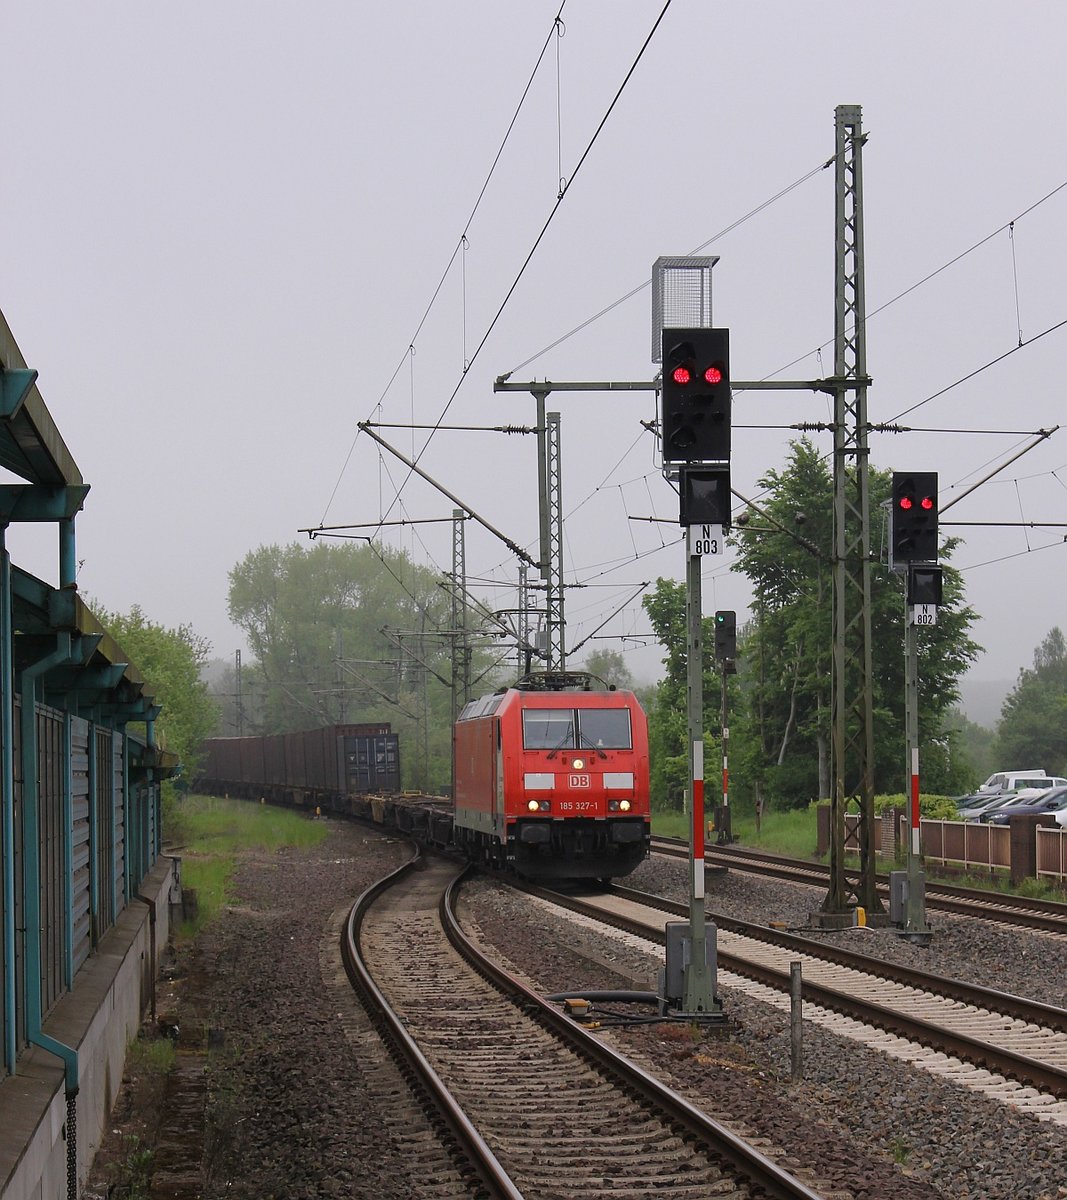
[
  {"left": 522, "top": 707, "right": 632, "bottom": 751},
  {"left": 579, "top": 708, "right": 632, "bottom": 750},
  {"left": 459, "top": 694, "right": 505, "bottom": 721},
  {"left": 523, "top": 709, "right": 576, "bottom": 749}
]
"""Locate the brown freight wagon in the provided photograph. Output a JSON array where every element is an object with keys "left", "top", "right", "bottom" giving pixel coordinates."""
[{"left": 197, "top": 723, "right": 400, "bottom": 804}]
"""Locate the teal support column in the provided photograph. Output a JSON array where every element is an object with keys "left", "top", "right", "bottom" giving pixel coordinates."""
[
  {"left": 62, "top": 714, "right": 74, "bottom": 988},
  {"left": 1, "top": 528, "right": 16, "bottom": 1074},
  {"left": 110, "top": 732, "right": 119, "bottom": 921},
  {"left": 87, "top": 720, "right": 99, "bottom": 946},
  {"left": 122, "top": 732, "right": 131, "bottom": 902},
  {"left": 20, "top": 633, "right": 79, "bottom": 1089},
  {"left": 59, "top": 517, "right": 77, "bottom": 590}
]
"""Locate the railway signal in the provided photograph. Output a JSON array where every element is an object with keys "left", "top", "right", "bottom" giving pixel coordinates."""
[
  {"left": 714, "top": 610, "right": 736, "bottom": 660},
  {"left": 680, "top": 464, "right": 731, "bottom": 528},
  {"left": 907, "top": 564, "right": 943, "bottom": 607},
  {"left": 661, "top": 328, "right": 731, "bottom": 463},
  {"left": 891, "top": 471, "right": 938, "bottom": 565}
]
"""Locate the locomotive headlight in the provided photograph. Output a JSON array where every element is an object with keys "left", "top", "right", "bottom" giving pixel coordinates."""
[
  {"left": 572, "top": 757, "right": 585, "bottom": 770},
  {"left": 619, "top": 799, "right": 631, "bottom": 812},
  {"left": 527, "top": 799, "right": 541, "bottom": 812}
]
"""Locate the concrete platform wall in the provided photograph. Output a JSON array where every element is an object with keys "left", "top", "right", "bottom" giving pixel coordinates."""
[{"left": 0, "top": 857, "right": 176, "bottom": 1200}]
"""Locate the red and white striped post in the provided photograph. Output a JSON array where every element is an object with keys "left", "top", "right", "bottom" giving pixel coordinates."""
[
  {"left": 903, "top": 601, "right": 931, "bottom": 940},
  {"left": 909, "top": 746, "right": 921, "bottom": 857},
  {"left": 693, "top": 739, "right": 705, "bottom": 900}
]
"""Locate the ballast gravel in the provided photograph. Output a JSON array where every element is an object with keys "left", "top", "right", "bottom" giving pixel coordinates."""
[
  {"left": 87, "top": 821, "right": 1067, "bottom": 1200},
  {"left": 463, "top": 853, "right": 1067, "bottom": 1200}
]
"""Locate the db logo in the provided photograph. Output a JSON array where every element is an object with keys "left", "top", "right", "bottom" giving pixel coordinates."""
[{"left": 568, "top": 774, "right": 591, "bottom": 788}]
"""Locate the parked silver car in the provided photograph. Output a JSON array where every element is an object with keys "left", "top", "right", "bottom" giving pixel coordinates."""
[
  {"left": 981, "top": 786, "right": 1067, "bottom": 826},
  {"left": 955, "top": 790, "right": 1032, "bottom": 821}
]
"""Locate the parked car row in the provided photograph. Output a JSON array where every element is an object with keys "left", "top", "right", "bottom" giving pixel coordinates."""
[
  {"left": 954, "top": 783, "right": 1067, "bottom": 826},
  {"left": 981, "top": 786, "right": 1067, "bottom": 826},
  {"left": 975, "top": 769, "right": 1067, "bottom": 794}
]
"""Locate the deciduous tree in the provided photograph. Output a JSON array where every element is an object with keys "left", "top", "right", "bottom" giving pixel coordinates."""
[
  {"left": 995, "top": 628, "right": 1067, "bottom": 774},
  {"left": 580, "top": 648, "right": 635, "bottom": 691},
  {"left": 227, "top": 539, "right": 507, "bottom": 790},
  {"left": 92, "top": 603, "right": 219, "bottom": 777},
  {"left": 643, "top": 440, "right": 982, "bottom": 813},
  {"left": 732, "top": 439, "right": 980, "bottom": 807}
]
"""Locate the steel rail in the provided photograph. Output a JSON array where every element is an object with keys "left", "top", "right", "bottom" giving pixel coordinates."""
[
  {"left": 609, "top": 881, "right": 1067, "bottom": 1033},
  {"left": 342, "top": 849, "right": 525, "bottom": 1200},
  {"left": 441, "top": 868, "right": 826, "bottom": 1200},
  {"left": 525, "top": 881, "right": 1067, "bottom": 1100},
  {"left": 651, "top": 836, "right": 1067, "bottom": 934}
]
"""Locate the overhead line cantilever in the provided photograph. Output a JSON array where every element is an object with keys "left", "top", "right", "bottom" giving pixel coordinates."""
[
  {"left": 357, "top": 422, "right": 539, "bottom": 570},
  {"left": 940, "top": 427, "right": 1059, "bottom": 514}
]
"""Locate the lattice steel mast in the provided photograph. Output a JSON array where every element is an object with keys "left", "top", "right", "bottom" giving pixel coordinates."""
[
  {"left": 824, "top": 104, "right": 880, "bottom": 916},
  {"left": 450, "top": 508, "right": 471, "bottom": 723},
  {"left": 535, "top": 393, "right": 566, "bottom": 672}
]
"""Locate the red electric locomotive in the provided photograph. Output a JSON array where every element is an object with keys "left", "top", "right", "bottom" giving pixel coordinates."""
[{"left": 452, "top": 672, "right": 651, "bottom": 880}]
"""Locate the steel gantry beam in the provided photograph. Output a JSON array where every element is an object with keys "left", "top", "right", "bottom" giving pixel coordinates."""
[{"left": 823, "top": 103, "right": 881, "bottom": 919}]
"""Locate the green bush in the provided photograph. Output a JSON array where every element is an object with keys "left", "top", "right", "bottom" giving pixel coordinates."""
[{"left": 869, "top": 792, "right": 959, "bottom": 820}]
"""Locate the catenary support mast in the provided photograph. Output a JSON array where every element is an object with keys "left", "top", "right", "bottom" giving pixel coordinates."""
[
  {"left": 533, "top": 391, "right": 566, "bottom": 672},
  {"left": 823, "top": 104, "right": 881, "bottom": 917}
]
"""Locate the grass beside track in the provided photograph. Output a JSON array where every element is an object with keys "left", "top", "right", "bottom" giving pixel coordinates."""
[
  {"left": 166, "top": 795, "right": 1064, "bottom": 927},
  {"left": 166, "top": 794, "right": 329, "bottom": 936},
  {"left": 652, "top": 805, "right": 818, "bottom": 858}
]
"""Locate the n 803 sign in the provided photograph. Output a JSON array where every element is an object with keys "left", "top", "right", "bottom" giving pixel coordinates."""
[{"left": 687, "top": 523, "right": 723, "bottom": 556}]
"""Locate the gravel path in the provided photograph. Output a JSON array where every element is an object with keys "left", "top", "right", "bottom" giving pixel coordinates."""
[{"left": 85, "top": 824, "right": 1067, "bottom": 1200}]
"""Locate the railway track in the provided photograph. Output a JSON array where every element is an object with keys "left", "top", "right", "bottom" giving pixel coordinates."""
[
  {"left": 651, "top": 836, "right": 1067, "bottom": 935},
  {"left": 527, "top": 879, "right": 1067, "bottom": 1120},
  {"left": 344, "top": 852, "right": 828, "bottom": 1200}
]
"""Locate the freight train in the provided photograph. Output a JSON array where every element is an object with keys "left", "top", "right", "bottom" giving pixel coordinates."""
[
  {"left": 197, "top": 722, "right": 401, "bottom": 801},
  {"left": 196, "top": 672, "right": 651, "bottom": 881}
]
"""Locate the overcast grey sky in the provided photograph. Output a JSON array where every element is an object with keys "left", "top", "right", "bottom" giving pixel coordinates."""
[{"left": 2, "top": 1, "right": 1065, "bottom": 698}]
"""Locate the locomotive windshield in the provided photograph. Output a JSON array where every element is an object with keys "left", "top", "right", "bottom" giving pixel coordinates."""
[
  {"left": 522, "top": 709, "right": 576, "bottom": 749},
  {"left": 522, "top": 707, "right": 632, "bottom": 750},
  {"left": 579, "top": 708, "right": 632, "bottom": 749}
]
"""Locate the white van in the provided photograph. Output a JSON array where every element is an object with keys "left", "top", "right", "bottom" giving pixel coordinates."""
[{"left": 978, "top": 770, "right": 1066, "bottom": 793}]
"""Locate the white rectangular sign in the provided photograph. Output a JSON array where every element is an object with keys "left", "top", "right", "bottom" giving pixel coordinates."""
[
  {"left": 909, "top": 604, "right": 938, "bottom": 627},
  {"left": 687, "top": 523, "right": 724, "bottom": 557}
]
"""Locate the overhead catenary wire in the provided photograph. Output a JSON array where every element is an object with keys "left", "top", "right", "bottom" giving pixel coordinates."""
[
  {"left": 752, "top": 176, "right": 1067, "bottom": 388},
  {"left": 1010, "top": 221, "right": 1024, "bottom": 346},
  {"left": 318, "top": 2, "right": 570, "bottom": 527},
  {"left": 369, "top": 0, "right": 678, "bottom": 541},
  {"left": 502, "top": 156, "right": 833, "bottom": 380},
  {"left": 888, "top": 316, "right": 1067, "bottom": 423},
  {"left": 332, "top": 87, "right": 1067, "bottom": 656}
]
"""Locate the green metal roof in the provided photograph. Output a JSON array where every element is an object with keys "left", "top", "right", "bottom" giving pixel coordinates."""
[
  {"left": 0, "top": 308, "right": 83, "bottom": 487},
  {"left": 12, "top": 565, "right": 159, "bottom": 718},
  {"left": 0, "top": 306, "right": 174, "bottom": 769}
]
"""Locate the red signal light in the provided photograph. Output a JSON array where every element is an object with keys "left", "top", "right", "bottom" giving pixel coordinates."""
[
  {"left": 672, "top": 365, "right": 692, "bottom": 385},
  {"left": 898, "top": 496, "right": 913, "bottom": 511},
  {"left": 920, "top": 495, "right": 934, "bottom": 511},
  {"left": 704, "top": 365, "right": 723, "bottom": 385}
]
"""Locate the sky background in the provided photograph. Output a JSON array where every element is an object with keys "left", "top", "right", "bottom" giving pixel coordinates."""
[{"left": 2, "top": 1, "right": 1065, "bottom": 721}]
